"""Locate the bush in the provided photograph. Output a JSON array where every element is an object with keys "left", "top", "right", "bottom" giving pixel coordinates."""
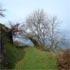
[
  {"left": 57, "top": 49, "right": 70, "bottom": 70},
  {"left": 3, "top": 43, "right": 21, "bottom": 69}
]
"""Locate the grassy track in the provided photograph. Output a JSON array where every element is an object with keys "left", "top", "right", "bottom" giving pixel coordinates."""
[{"left": 15, "top": 47, "right": 57, "bottom": 70}]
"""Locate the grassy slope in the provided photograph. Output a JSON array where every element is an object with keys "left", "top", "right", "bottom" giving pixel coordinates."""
[{"left": 15, "top": 47, "right": 57, "bottom": 70}]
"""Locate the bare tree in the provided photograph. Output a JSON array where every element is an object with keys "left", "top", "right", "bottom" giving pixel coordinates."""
[
  {"left": 5, "top": 22, "right": 22, "bottom": 44},
  {"left": 19, "top": 10, "right": 62, "bottom": 51},
  {"left": 9, "top": 22, "right": 20, "bottom": 36},
  {"left": 20, "top": 10, "right": 49, "bottom": 48},
  {"left": 46, "top": 16, "right": 62, "bottom": 51},
  {"left": 0, "top": 4, "right": 5, "bottom": 17}
]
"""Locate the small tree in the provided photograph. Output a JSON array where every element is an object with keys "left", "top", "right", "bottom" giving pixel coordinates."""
[
  {"left": 9, "top": 22, "right": 20, "bottom": 36},
  {"left": 8, "top": 22, "right": 23, "bottom": 40}
]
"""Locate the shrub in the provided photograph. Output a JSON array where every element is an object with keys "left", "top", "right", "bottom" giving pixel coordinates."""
[
  {"left": 3, "top": 43, "right": 20, "bottom": 69},
  {"left": 57, "top": 49, "right": 70, "bottom": 70}
]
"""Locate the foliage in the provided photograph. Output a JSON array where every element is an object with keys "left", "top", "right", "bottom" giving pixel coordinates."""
[{"left": 3, "top": 43, "right": 21, "bottom": 69}]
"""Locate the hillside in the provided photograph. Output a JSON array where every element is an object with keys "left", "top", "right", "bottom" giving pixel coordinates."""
[
  {"left": 15, "top": 47, "right": 57, "bottom": 70},
  {"left": 1, "top": 24, "right": 70, "bottom": 70},
  {"left": 0, "top": 24, "right": 58, "bottom": 69}
]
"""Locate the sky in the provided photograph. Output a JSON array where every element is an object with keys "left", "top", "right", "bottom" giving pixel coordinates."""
[{"left": 0, "top": 0, "right": 70, "bottom": 32}]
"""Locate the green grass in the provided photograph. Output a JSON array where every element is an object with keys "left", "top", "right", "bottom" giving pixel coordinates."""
[{"left": 15, "top": 47, "right": 57, "bottom": 70}]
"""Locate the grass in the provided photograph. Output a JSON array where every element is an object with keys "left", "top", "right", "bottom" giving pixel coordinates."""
[{"left": 15, "top": 47, "right": 58, "bottom": 70}]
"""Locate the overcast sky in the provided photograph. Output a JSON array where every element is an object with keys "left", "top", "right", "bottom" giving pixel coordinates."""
[{"left": 0, "top": 0, "right": 70, "bottom": 32}]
